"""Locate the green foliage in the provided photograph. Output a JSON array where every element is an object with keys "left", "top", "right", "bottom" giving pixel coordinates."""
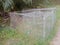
[
  {"left": 0, "top": 0, "right": 54, "bottom": 12},
  {"left": 0, "top": 0, "right": 14, "bottom": 12},
  {"left": 32, "top": 0, "right": 53, "bottom": 8},
  {"left": 0, "top": 27, "right": 16, "bottom": 40},
  {"left": 13, "top": 0, "right": 27, "bottom": 11},
  {"left": 0, "top": 26, "right": 56, "bottom": 45},
  {"left": 3, "top": 0, "right": 14, "bottom": 12},
  {"left": 0, "top": 0, "right": 32, "bottom": 12}
]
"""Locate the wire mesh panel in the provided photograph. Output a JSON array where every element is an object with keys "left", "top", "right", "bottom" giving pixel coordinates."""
[{"left": 10, "top": 8, "right": 56, "bottom": 45}]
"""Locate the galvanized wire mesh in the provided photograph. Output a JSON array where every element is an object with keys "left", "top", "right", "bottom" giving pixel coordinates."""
[{"left": 10, "top": 8, "right": 56, "bottom": 41}]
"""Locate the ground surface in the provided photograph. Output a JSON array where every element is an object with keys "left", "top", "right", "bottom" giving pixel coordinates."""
[{"left": 50, "top": 6, "right": 60, "bottom": 45}]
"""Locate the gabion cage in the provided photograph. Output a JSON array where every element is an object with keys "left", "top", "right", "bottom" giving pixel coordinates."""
[{"left": 10, "top": 8, "right": 56, "bottom": 41}]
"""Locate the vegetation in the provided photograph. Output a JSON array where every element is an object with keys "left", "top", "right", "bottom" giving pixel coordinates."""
[
  {"left": 0, "top": 0, "right": 56, "bottom": 11},
  {"left": 0, "top": 27, "right": 56, "bottom": 45}
]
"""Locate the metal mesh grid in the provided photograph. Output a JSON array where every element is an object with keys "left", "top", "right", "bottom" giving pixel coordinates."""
[{"left": 10, "top": 8, "right": 56, "bottom": 40}]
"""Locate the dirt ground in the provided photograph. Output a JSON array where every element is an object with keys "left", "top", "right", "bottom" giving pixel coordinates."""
[{"left": 50, "top": 10, "right": 60, "bottom": 45}]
